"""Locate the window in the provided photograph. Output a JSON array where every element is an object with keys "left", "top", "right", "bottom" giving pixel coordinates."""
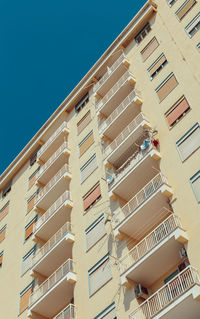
[
  {"left": 75, "top": 92, "right": 89, "bottom": 113},
  {"left": 0, "top": 201, "right": 9, "bottom": 222},
  {"left": 0, "top": 225, "right": 6, "bottom": 243},
  {"left": 30, "top": 148, "right": 40, "bottom": 166},
  {"left": 80, "top": 154, "right": 98, "bottom": 183},
  {"left": 28, "top": 167, "right": 40, "bottom": 189},
  {"left": 185, "top": 12, "right": 200, "bottom": 37},
  {"left": 79, "top": 130, "right": 94, "bottom": 156},
  {"left": 22, "top": 246, "right": 36, "bottom": 275},
  {"left": 88, "top": 254, "right": 112, "bottom": 296},
  {"left": 165, "top": 96, "right": 190, "bottom": 127},
  {"left": 83, "top": 182, "right": 101, "bottom": 211},
  {"left": 27, "top": 190, "right": 39, "bottom": 213},
  {"left": 167, "top": 0, "right": 177, "bottom": 7},
  {"left": 155, "top": 73, "right": 178, "bottom": 102},
  {"left": 190, "top": 171, "right": 200, "bottom": 202},
  {"left": 0, "top": 250, "right": 4, "bottom": 267},
  {"left": 94, "top": 302, "right": 117, "bottom": 319},
  {"left": 135, "top": 23, "right": 151, "bottom": 44},
  {"left": 24, "top": 216, "right": 38, "bottom": 241},
  {"left": 197, "top": 42, "right": 200, "bottom": 52},
  {"left": 148, "top": 54, "right": 168, "bottom": 79},
  {"left": 85, "top": 214, "right": 106, "bottom": 251},
  {"left": 175, "top": 0, "right": 196, "bottom": 21},
  {"left": 77, "top": 111, "right": 92, "bottom": 135},
  {"left": 140, "top": 37, "right": 159, "bottom": 61},
  {"left": 2, "top": 180, "right": 12, "bottom": 198},
  {"left": 176, "top": 123, "right": 200, "bottom": 161},
  {"left": 19, "top": 282, "right": 34, "bottom": 314}
]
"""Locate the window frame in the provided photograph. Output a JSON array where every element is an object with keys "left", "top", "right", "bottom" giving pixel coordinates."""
[
  {"left": 27, "top": 189, "right": 39, "bottom": 213},
  {"left": 30, "top": 147, "right": 40, "bottom": 167},
  {"left": 83, "top": 182, "right": 101, "bottom": 211},
  {"left": 176, "top": 122, "right": 200, "bottom": 161},
  {"left": 0, "top": 201, "right": 9, "bottom": 221},
  {"left": 85, "top": 214, "right": 106, "bottom": 251},
  {"left": 0, "top": 250, "right": 4, "bottom": 267},
  {"left": 155, "top": 72, "right": 178, "bottom": 102},
  {"left": 21, "top": 245, "right": 37, "bottom": 275},
  {"left": 190, "top": 170, "right": 200, "bottom": 202},
  {"left": 175, "top": 0, "right": 196, "bottom": 21},
  {"left": 24, "top": 216, "right": 38, "bottom": 242},
  {"left": 165, "top": 95, "right": 191, "bottom": 128},
  {"left": 75, "top": 92, "right": 89, "bottom": 114},
  {"left": 135, "top": 23, "right": 151, "bottom": 44},
  {"left": 185, "top": 12, "right": 200, "bottom": 37},
  {"left": 1, "top": 180, "right": 12, "bottom": 199},
  {"left": 0, "top": 224, "right": 7, "bottom": 243},
  {"left": 80, "top": 153, "right": 98, "bottom": 183},
  {"left": 167, "top": 0, "right": 177, "bottom": 7},
  {"left": 94, "top": 302, "right": 116, "bottom": 319},
  {"left": 147, "top": 53, "right": 168, "bottom": 80},
  {"left": 28, "top": 167, "right": 40, "bottom": 190},
  {"left": 19, "top": 281, "right": 35, "bottom": 315}
]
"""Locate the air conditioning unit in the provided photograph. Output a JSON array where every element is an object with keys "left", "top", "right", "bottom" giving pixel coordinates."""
[
  {"left": 179, "top": 247, "right": 187, "bottom": 259},
  {"left": 135, "top": 284, "right": 149, "bottom": 299}
]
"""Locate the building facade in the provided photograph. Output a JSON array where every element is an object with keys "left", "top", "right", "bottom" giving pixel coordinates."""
[{"left": 0, "top": 0, "right": 200, "bottom": 318}]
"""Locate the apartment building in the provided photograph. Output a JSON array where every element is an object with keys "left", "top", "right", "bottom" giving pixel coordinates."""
[{"left": 0, "top": 0, "right": 200, "bottom": 318}]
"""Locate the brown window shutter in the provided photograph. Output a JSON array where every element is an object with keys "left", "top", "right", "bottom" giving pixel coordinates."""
[
  {"left": 156, "top": 74, "right": 178, "bottom": 102},
  {"left": 79, "top": 132, "right": 94, "bottom": 156},
  {"left": 25, "top": 220, "right": 36, "bottom": 240},
  {"left": 0, "top": 227, "right": 6, "bottom": 243},
  {"left": 176, "top": 0, "right": 196, "bottom": 20},
  {"left": 29, "top": 174, "right": 37, "bottom": 189},
  {"left": 77, "top": 111, "right": 91, "bottom": 135},
  {"left": 83, "top": 184, "right": 101, "bottom": 211},
  {"left": 0, "top": 202, "right": 9, "bottom": 222},
  {"left": 140, "top": 37, "right": 159, "bottom": 61},
  {"left": 0, "top": 252, "right": 3, "bottom": 265},
  {"left": 19, "top": 286, "right": 33, "bottom": 314},
  {"left": 27, "top": 194, "right": 36, "bottom": 213},
  {"left": 166, "top": 98, "right": 190, "bottom": 126},
  {"left": 149, "top": 55, "right": 166, "bottom": 77}
]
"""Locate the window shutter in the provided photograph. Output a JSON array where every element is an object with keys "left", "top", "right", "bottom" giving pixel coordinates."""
[
  {"left": 22, "top": 247, "right": 36, "bottom": 275},
  {"left": 86, "top": 216, "right": 106, "bottom": 250},
  {"left": 192, "top": 175, "right": 200, "bottom": 201},
  {"left": 177, "top": 124, "right": 200, "bottom": 161},
  {"left": 83, "top": 184, "right": 101, "bottom": 211},
  {"left": 80, "top": 154, "right": 98, "bottom": 183},
  {"left": 89, "top": 257, "right": 112, "bottom": 295},
  {"left": 19, "top": 284, "right": 34, "bottom": 314},
  {"left": 79, "top": 131, "right": 94, "bottom": 156},
  {"left": 156, "top": 74, "right": 178, "bottom": 102},
  {"left": 77, "top": 111, "right": 91, "bottom": 135},
  {"left": 25, "top": 218, "right": 37, "bottom": 240},
  {"left": 149, "top": 55, "right": 167, "bottom": 77},
  {"left": 140, "top": 37, "right": 159, "bottom": 61},
  {"left": 0, "top": 202, "right": 9, "bottom": 222},
  {"left": 27, "top": 192, "right": 38, "bottom": 213},
  {"left": 0, "top": 225, "right": 6, "bottom": 243},
  {"left": 185, "top": 12, "right": 200, "bottom": 36},
  {"left": 29, "top": 169, "right": 39, "bottom": 189},
  {"left": 101, "top": 308, "right": 116, "bottom": 319},
  {"left": 176, "top": 0, "right": 196, "bottom": 20},
  {"left": 166, "top": 97, "right": 190, "bottom": 127},
  {"left": 0, "top": 251, "right": 4, "bottom": 266}
]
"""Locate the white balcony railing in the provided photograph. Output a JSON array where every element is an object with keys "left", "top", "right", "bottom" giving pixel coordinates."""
[
  {"left": 104, "top": 112, "right": 148, "bottom": 159},
  {"left": 108, "top": 143, "right": 155, "bottom": 191},
  {"left": 37, "top": 122, "right": 68, "bottom": 159},
  {"left": 99, "top": 90, "right": 142, "bottom": 134},
  {"left": 120, "top": 214, "right": 182, "bottom": 274},
  {"left": 53, "top": 304, "right": 76, "bottom": 319},
  {"left": 29, "top": 259, "right": 75, "bottom": 307},
  {"left": 34, "top": 191, "right": 72, "bottom": 233},
  {"left": 32, "top": 222, "right": 73, "bottom": 267},
  {"left": 35, "top": 164, "right": 70, "bottom": 205},
  {"left": 114, "top": 173, "right": 168, "bottom": 226},
  {"left": 93, "top": 53, "right": 128, "bottom": 93},
  {"left": 96, "top": 70, "right": 135, "bottom": 112},
  {"left": 37, "top": 142, "right": 69, "bottom": 180},
  {"left": 129, "top": 266, "right": 200, "bottom": 319}
]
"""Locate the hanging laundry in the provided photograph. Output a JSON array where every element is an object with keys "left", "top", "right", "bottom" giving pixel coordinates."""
[{"left": 140, "top": 139, "right": 150, "bottom": 150}]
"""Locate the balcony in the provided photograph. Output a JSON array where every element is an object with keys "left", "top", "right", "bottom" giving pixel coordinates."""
[
  {"left": 28, "top": 259, "right": 76, "bottom": 318},
  {"left": 37, "top": 122, "right": 69, "bottom": 162},
  {"left": 99, "top": 90, "right": 142, "bottom": 140},
  {"left": 96, "top": 70, "right": 136, "bottom": 117},
  {"left": 53, "top": 304, "right": 76, "bottom": 319},
  {"left": 112, "top": 173, "right": 173, "bottom": 239},
  {"left": 108, "top": 144, "right": 161, "bottom": 199},
  {"left": 33, "top": 191, "right": 73, "bottom": 241},
  {"left": 104, "top": 113, "right": 152, "bottom": 167},
  {"left": 36, "top": 142, "right": 70, "bottom": 185},
  {"left": 31, "top": 222, "right": 74, "bottom": 277},
  {"left": 120, "top": 215, "right": 188, "bottom": 287},
  {"left": 93, "top": 53, "right": 130, "bottom": 97},
  {"left": 129, "top": 266, "right": 200, "bottom": 319},
  {"left": 35, "top": 164, "right": 71, "bottom": 211}
]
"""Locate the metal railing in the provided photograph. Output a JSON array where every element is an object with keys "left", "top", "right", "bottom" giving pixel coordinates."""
[
  {"left": 114, "top": 173, "right": 168, "bottom": 227},
  {"left": 53, "top": 304, "right": 76, "bottom": 319},
  {"left": 37, "top": 122, "right": 68, "bottom": 159},
  {"left": 96, "top": 70, "right": 134, "bottom": 111},
  {"left": 29, "top": 259, "right": 75, "bottom": 307},
  {"left": 93, "top": 53, "right": 128, "bottom": 93},
  {"left": 108, "top": 144, "right": 154, "bottom": 191},
  {"left": 35, "top": 164, "right": 70, "bottom": 205},
  {"left": 99, "top": 90, "right": 142, "bottom": 134},
  {"left": 120, "top": 215, "right": 182, "bottom": 274},
  {"left": 129, "top": 266, "right": 200, "bottom": 319},
  {"left": 37, "top": 142, "right": 69, "bottom": 180},
  {"left": 32, "top": 222, "right": 72, "bottom": 267},
  {"left": 34, "top": 191, "right": 72, "bottom": 233},
  {"left": 104, "top": 113, "right": 148, "bottom": 159}
]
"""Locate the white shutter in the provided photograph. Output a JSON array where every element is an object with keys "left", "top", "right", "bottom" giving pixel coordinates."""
[
  {"left": 177, "top": 124, "right": 200, "bottom": 161},
  {"left": 86, "top": 216, "right": 106, "bottom": 250},
  {"left": 102, "top": 308, "right": 116, "bottom": 319},
  {"left": 89, "top": 257, "right": 112, "bottom": 295},
  {"left": 81, "top": 154, "right": 98, "bottom": 183}
]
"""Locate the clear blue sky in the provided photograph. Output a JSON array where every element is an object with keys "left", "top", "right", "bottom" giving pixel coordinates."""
[{"left": 0, "top": 0, "right": 146, "bottom": 174}]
